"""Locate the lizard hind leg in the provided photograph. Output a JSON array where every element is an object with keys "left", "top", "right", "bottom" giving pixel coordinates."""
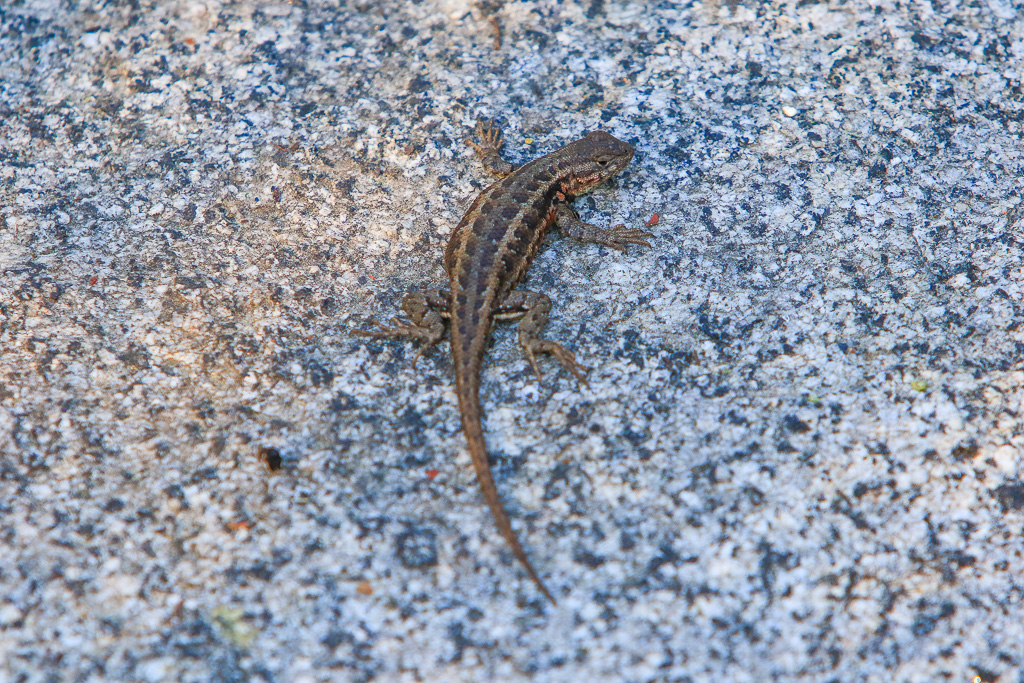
[
  {"left": 354, "top": 289, "right": 450, "bottom": 366},
  {"left": 498, "top": 290, "right": 589, "bottom": 386}
]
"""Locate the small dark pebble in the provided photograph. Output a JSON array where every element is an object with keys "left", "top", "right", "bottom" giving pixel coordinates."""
[
  {"left": 395, "top": 528, "right": 438, "bottom": 569},
  {"left": 258, "top": 446, "right": 283, "bottom": 471}
]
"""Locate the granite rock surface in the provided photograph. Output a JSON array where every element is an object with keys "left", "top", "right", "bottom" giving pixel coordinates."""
[{"left": 1, "top": 1, "right": 1023, "bottom": 681}]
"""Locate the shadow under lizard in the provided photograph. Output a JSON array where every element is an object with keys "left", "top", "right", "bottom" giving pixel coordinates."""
[{"left": 356, "top": 121, "right": 651, "bottom": 604}]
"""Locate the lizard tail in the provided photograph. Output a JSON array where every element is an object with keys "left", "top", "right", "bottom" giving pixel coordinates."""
[{"left": 453, "top": 348, "right": 557, "bottom": 605}]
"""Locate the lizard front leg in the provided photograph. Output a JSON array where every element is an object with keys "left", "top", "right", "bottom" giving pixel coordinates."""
[
  {"left": 555, "top": 204, "right": 653, "bottom": 252},
  {"left": 465, "top": 118, "right": 515, "bottom": 177},
  {"left": 497, "top": 290, "right": 588, "bottom": 385},
  {"left": 354, "top": 289, "right": 450, "bottom": 364}
]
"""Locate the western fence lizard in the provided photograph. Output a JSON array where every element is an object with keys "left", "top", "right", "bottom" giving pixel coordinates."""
[{"left": 357, "top": 120, "right": 650, "bottom": 603}]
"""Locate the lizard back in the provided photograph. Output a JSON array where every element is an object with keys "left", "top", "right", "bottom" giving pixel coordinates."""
[{"left": 442, "top": 131, "right": 636, "bottom": 603}]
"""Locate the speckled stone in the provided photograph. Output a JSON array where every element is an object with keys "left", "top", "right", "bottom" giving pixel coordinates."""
[{"left": 1, "top": 1, "right": 1022, "bottom": 681}]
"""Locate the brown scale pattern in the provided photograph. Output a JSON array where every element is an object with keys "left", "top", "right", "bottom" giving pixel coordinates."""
[{"left": 435, "top": 129, "right": 636, "bottom": 603}]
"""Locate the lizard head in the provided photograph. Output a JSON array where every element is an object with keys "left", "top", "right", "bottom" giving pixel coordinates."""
[{"left": 561, "top": 131, "right": 635, "bottom": 196}]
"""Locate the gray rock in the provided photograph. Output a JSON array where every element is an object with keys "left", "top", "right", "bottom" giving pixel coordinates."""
[{"left": 1, "top": 1, "right": 1022, "bottom": 681}]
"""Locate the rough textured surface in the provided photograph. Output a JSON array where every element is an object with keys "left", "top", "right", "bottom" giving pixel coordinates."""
[{"left": 1, "top": 1, "right": 1022, "bottom": 681}]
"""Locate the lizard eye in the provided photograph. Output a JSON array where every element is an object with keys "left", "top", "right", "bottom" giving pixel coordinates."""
[{"left": 596, "top": 157, "right": 611, "bottom": 166}]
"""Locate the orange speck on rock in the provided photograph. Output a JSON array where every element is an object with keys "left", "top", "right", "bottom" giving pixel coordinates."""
[
  {"left": 646, "top": 213, "right": 660, "bottom": 227},
  {"left": 89, "top": 276, "right": 98, "bottom": 285},
  {"left": 184, "top": 38, "right": 196, "bottom": 46},
  {"left": 227, "top": 520, "right": 252, "bottom": 531},
  {"left": 425, "top": 469, "right": 439, "bottom": 480},
  {"left": 356, "top": 582, "right": 373, "bottom": 596}
]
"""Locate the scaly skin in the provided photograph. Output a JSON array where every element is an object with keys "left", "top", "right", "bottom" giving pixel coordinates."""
[{"left": 357, "top": 121, "right": 650, "bottom": 604}]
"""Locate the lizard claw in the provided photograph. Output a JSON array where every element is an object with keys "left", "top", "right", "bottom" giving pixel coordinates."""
[
  {"left": 352, "top": 317, "right": 390, "bottom": 338},
  {"left": 522, "top": 339, "right": 589, "bottom": 387},
  {"left": 467, "top": 118, "right": 514, "bottom": 177},
  {"left": 600, "top": 224, "right": 654, "bottom": 252},
  {"left": 410, "top": 336, "right": 443, "bottom": 368},
  {"left": 524, "top": 345, "right": 546, "bottom": 386},
  {"left": 353, "top": 315, "right": 446, "bottom": 365},
  {"left": 353, "top": 316, "right": 407, "bottom": 338},
  {"left": 474, "top": 118, "right": 504, "bottom": 148}
]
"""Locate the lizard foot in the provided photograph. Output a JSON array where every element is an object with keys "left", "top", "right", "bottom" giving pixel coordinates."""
[
  {"left": 353, "top": 316, "right": 445, "bottom": 366},
  {"left": 466, "top": 118, "right": 514, "bottom": 177},
  {"left": 469, "top": 118, "right": 503, "bottom": 151},
  {"left": 591, "top": 224, "right": 654, "bottom": 252},
  {"left": 556, "top": 204, "right": 654, "bottom": 253},
  {"left": 522, "top": 338, "right": 589, "bottom": 387}
]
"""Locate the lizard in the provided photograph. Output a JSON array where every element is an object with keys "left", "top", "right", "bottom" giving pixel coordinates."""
[{"left": 356, "top": 120, "right": 651, "bottom": 604}]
